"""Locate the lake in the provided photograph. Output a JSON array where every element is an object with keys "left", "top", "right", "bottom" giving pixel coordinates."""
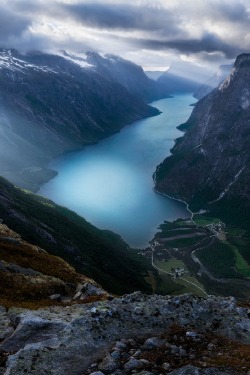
[{"left": 39, "top": 93, "right": 195, "bottom": 248}]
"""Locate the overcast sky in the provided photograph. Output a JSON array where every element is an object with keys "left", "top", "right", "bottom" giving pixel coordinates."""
[{"left": 0, "top": 0, "right": 249, "bottom": 74}]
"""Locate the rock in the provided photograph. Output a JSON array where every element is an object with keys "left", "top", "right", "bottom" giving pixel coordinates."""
[
  {"left": 168, "top": 365, "right": 234, "bottom": 374},
  {"left": 124, "top": 358, "right": 143, "bottom": 370},
  {"left": 115, "top": 341, "right": 127, "bottom": 350},
  {"left": 0, "top": 315, "right": 66, "bottom": 353},
  {"left": 133, "top": 350, "right": 142, "bottom": 357},
  {"left": 179, "top": 348, "right": 187, "bottom": 357},
  {"left": 90, "top": 372, "right": 105, "bottom": 375},
  {"left": 0, "top": 308, "right": 14, "bottom": 340},
  {"left": 49, "top": 294, "right": 62, "bottom": 301},
  {"left": 143, "top": 337, "right": 166, "bottom": 349},
  {"left": 2, "top": 294, "right": 250, "bottom": 374},
  {"left": 186, "top": 331, "right": 197, "bottom": 338},
  {"left": 140, "top": 359, "right": 150, "bottom": 365},
  {"left": 162, "top": 362, "right": 171, "bottom": 370},
  {"left": 73, "top": 291, "right": 82, "bottom": 300},
  {"left": 110, "top": 351, "right": 121, "bottom": 360},
  {"left": 84, "top": 283, "right": 105, "bottom": 297},
  {"left": 98, "top": 354, "right": 119, "bottom": 372}
]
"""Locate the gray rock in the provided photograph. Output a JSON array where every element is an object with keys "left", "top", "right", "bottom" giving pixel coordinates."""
[
  {"left": 110, "top": 351, "right": 121, "bottom": 360},
  {"left": 4, "top": 263, "right": 41, "bottom": 276},
  {"left": 49, "top": 294, "right": 62, "bottom": 301},
  {"left": 162, "top": 362, "right": 171, "bottom": 370},
  {"left": 143, "top": 336, "right": 166, "bottom": 349},
  {"left": 168, "top": 365, "right": 234, "bottom": 374},
  {"left": 124, "top": 358, "right": 143, "bottom": 370},
  {"left": 186, "top": 331, "right": 197, "bottom": 338},
  {"left": 0, "top": 315, "right": 66, "bottom": 352},
  {"left": 2, "top": 293, "right": 250, "bottom": 375},
  {"left": 90, "top": 372, "right": 105, "bottom": 375},
  {"left": 0, "top": 308, "right": 14, "bottom": 340},
  {"left": 179, "top": 348, "right": 187, "bottom": 357},
  {"left": 84, "top": 283, "right": 105, "bottom": 297},
  {"left": 98, "top": 354, "right": 119, "bottom": 372},
  {"left": 115, "top": 341, "right": 127, "bottom": 350},
  {"left": 133, "top": 350, "right": 142, "bottom": 357}
]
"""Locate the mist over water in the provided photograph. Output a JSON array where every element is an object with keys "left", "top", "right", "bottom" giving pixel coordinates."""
[{"left": 39, "top": 93, "right": 196, "bottom": 248}]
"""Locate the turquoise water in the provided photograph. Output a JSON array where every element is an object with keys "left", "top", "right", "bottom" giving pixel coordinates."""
[{"left": 39, "top": 93, "right": 195, "bottom": 248}]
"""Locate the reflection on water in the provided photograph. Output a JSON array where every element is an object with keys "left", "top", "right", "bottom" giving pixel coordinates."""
[{"left": 39, "top": 94, "right": 196, "bottom": 248}]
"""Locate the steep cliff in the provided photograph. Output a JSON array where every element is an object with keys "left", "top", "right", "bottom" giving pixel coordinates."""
[{"left": 155, "top": 54, "right": 250, "bottom": 229}]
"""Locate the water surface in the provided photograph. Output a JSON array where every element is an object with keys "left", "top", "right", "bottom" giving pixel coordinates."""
[{"left": 39, "top": 93, "right": 195, "bottom": 247}]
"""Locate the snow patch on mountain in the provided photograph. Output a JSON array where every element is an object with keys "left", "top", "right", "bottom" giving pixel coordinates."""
[
  {"left": 0, "top": 49, "right": 57, "bottom": 74},
  {"left": 59, "top": 50, "right": 94, "bottom": 69}
]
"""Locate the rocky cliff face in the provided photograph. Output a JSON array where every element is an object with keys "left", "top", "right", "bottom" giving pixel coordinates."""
[
  {"left": 0, "top": 292, "right": 249, "bottom": 374},
  {"left": 193, "top": 64, "right": 233, "bottom": 100},
  {"left": 155, "top": 54, "right": 250, "bottom": 228},
  {"left": 0, "top": 49, "right": 159, "bottom": 190}
]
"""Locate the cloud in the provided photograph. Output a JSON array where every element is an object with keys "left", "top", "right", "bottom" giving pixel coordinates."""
[
  {"left": 62, "top": 2, "right": 180, "bottom": 34},
  {"left": 0, "top": 7, "right": 30, "bottom": 39},
  {"left": 129, "top": 32, "right": 244, "bottom": 59},
  {"left": 0, "top": 0, "right": 249, "bottom": 70}
]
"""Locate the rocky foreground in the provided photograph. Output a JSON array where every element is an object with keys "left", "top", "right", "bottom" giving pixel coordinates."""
[{"left": 0, "top": 293, "right": 249, "bottom": 374}]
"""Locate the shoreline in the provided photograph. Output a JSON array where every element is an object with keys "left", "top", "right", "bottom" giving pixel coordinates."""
[{"left": 153, "top": 186, "right": 194, "bottom": 223}]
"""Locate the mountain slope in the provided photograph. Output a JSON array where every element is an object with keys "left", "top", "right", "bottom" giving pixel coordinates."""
[
  {"left": 0, "top": 177, "right": 152, "bottom": 295},
  {"left": 0, "top": 222, "right": 108, "bottom": 309},
  {"left": 0, "top": 49, "right": 159, "bottom": 190},
  {"left": 193, "top": 64, "right": 233, "bottom": 99},
  {"left": 155, "top": 54, "right": 250, "bottom": 229}
]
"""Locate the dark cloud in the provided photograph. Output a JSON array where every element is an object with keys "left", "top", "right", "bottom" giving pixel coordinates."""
[
  {"left": 0, "top": 7, "right": 30, "bottom": 38},
  {"left": 63, "top": 2, "right": 180, "bottom": 35},
  {"left": 120, "top": 32, "right": 245, "bottom": 59}
]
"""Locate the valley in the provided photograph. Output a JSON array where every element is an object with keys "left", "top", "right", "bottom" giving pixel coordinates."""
[
  {"left": 39, "top": 94, "right": 194, "bottom": 247},
  {"left": 0, "top": 2, "right": 250, "bottom": 374}
]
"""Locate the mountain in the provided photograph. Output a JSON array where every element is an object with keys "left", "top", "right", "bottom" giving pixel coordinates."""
[
  {"left": 193, "top": 64, "right": 233, "bottom": 99},
  {"left": 77, "top": 51, "right": 164, "bottom": 102},
  {"left": 156, "top": 61, "right": 212, "bottom": 95},
  {"left": 154, "top": 53, "right": 250, "bottom": 229},
  {"left": 0, "top": 177, "right": 152, "bottom": 295},
  {"left": 157, "top": 69, "right": 199, "bottom": 95},
  {"left": 145, "top": 70, "right": 165, "bottom": 80},
  {"left": 0, "top": 49, "right": 160, "bottom": 191}
]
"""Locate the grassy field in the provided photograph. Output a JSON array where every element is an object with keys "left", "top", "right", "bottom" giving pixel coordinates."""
[
  {"left": 154, "top": 259, "right": 207, "bottom": 297},
  {"left": 174, "top": 275, "right": 207, "bottom": 297},
  {"left": 193, "top": 214, "right": 221, "bottom": 226},
  {"left": 197, "top": 241, "right": 237, "bottom": 278},
  {"left": 224, "top": 241, "right": 250, "bottom": 278},
  {"left": 155, "top": 259, "right": 186, "bottom": 272},
  {"left": 160, "top": 235, "right": 206, "bottom": 248}
]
